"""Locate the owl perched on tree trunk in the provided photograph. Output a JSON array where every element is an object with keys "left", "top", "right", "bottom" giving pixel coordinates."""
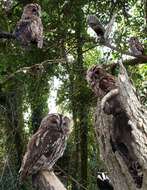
[
  {"left": 129, "top": 37, "right": 144, "bottom": 56},
  {"left": 14, "top": 3, "right": 43, "bottom": 48},
  {"left": 86, "top": 65, "right": 117, "bottom": 97},
  {"left": 19, "top": 113, "right": 70, "bottom": 182}
]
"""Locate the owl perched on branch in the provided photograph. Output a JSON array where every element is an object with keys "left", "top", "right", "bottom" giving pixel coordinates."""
[
  {"left": 19, "top": 113, "right": 70, "bottom": 182},
  {"left": 129, "top": 37, "right": 144, "bottom": 56},
  {"left": 87, "top": 15, "right": 105, "bottom": 38},
  {"left": 87, "top": 15, "right": 115, "bottom": 42},
  {"left": 14, "top": 3, "right": 43, "bottom": 48},
  {"left": 2, "top": 0, "right": 13, "bottom": 13}
]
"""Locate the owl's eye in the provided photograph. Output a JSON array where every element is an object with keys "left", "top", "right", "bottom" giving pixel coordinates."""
[
  {"left": 62, "top": 121, "right": 67, "bottom": 126},
  {"left": 95, "top": 70, "right": 100, "bottom": 75}
]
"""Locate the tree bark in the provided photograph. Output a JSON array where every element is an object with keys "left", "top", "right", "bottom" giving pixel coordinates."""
[
  {"left": 93, "top": 63, "right": 147, "bottom": 190},
  {"left": 75, "top": 7, "right": 88, "bottom": 189},
  {"left": 32, "top": 171, "right": 67, "bottom": 190}
]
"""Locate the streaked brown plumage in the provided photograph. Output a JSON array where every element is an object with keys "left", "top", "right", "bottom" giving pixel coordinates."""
[
  {"left": 2, "top": 0, "right": 13, "bottom": 13},
  {"left": 19, "top": 113, "right": 70, "bottom": 182},
  {"left": 129, "top": 37, "right": 144, "bottom": 56},
  {"left": 87, "top": 15, "right": 105, "bottom": 37},
  {"left": 86, "top": 65, "right": 117, "bottom": 97},
  {"left": 14, "top": 3, "right": 43, "bottom": 48}
]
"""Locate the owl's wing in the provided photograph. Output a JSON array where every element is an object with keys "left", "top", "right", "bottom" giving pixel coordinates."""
[
  {"left": 30, "top": 18, "right": 43, "bottom": 48},
  {"left": 14, "top": 20, "right": 32, "bottom": 45},
  {"left": 19, "top": 123, "right": 62, "bottom": 182},
  {"left": 87, "top": 15, "right": 105, "bottom": 36},
  {"left": 136, "top": 41, "right": 144, "bottom": 53}
]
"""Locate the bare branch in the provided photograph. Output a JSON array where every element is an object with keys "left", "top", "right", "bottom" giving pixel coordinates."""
[
  {"left": 84, "top": 37, "right": 147, "bottom": 66},
  {"left": 1, "top": 58, "right": 66, "bottom": 85},
  {"left": 32, "top": 171, "right": 67, "bottom": 190},
  {"left": 104, "top": 42, "right": 147, "bottom": 59},
  {"left": 56, "top": 165, "right": 88, "bottom": 190},
  {"left": 0, "top": 30, "right": 15, "bottom": 39}
]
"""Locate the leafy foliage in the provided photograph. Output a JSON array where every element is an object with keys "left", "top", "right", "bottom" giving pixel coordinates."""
[{"left": 0, "top": 0, "right": 146, "bottom": 190}]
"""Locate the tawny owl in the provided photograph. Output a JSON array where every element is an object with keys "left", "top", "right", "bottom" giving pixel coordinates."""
[
  {"left": 19, "top": 113, "right": 70, "bottom": 182},
  {"left": 2, "top": 0, "right": 13, "bottom": 13},
  {"left": 86, "top": 65, "right": 116, "bottom": 97},
  {"left": 87, "top": 15, "right": 105, "bottom": 38},
  {"left": 87, "top": 15, "right": 115, "bottom": 42},
  {"left": 129, "top": 37, "right": 144, "bottom": 56},
  {"left": 14, "top": 3, "right": 43, "bottom": 48}
]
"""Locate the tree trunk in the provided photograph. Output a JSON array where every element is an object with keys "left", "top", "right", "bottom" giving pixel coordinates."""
[
  {"left": 0, "top": 81, "right": 25, "bottom": 190},
  {"left": 32, "top": 171, "right": 67, "bottom": 190},
  {"left": 75, "top": 7, "right": 88, "bottom": 189},
  {"left": 5, "top": 85, "right": 25, "bottom": 168},
  {"left": 93, "top": 63, "right": 147, "bottom": 190}
]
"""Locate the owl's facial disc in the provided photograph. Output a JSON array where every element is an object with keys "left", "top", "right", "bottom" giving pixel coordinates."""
[
  {"left": 49, "top": 113, "right": 71, "bottom": 134},
  {"left": 63, "top": 116, "right": 70, "bottom": 127},
  {"left": 31, "top": 6, "right": 40, "bottom": 16},
  {"left": 61, "top": 116, "right": 71, "bottom": 135}
]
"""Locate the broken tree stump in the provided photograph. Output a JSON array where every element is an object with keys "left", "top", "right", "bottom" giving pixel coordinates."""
[
  {"left": 32, "top": 170, "right": 67, "bottom": 190},
  {"left": 87, "top": 62, "right": 147, "bottom": 190}
]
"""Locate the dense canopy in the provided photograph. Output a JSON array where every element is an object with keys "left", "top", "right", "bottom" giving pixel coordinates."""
[{"left": 0, "top": 0, "right": 146, "bottom": 190}]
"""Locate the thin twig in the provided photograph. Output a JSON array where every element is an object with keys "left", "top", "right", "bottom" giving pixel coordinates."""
[
  {"left": 104, "top": 42, "right": 147, "bottom": 59},
  {"left": 55, "top": 165, "right": 88, "bottom": 190},
  {"left": 0, "top": 156, "right": 8, "bottom": 183},
  {"left": 1, "top": 58, "right": 66, "bottom": 85},
  {"left": 83, "top": 37, "right": 147, "bottom": 66},
  {"left": 0, "top": 31, "right": 15, "bottom": 39}
]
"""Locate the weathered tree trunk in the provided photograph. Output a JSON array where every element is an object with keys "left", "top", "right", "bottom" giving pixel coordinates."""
[
  {"left": 92, "top": 63, "right": 147, "bottom": 190},
  {"left": 32, "top": 171, "right": 67, "bottom": 190}
]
